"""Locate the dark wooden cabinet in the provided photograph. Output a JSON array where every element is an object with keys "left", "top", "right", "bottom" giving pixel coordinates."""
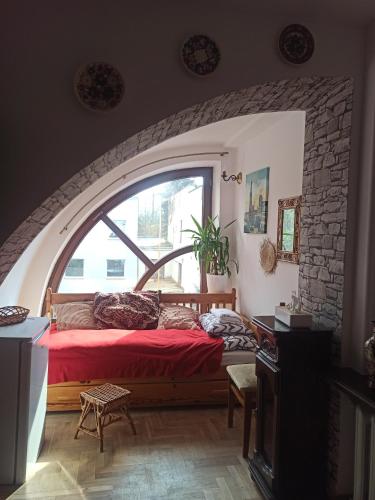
[{"left": 249, "top": 316, "right": 332, "bottom": 500}]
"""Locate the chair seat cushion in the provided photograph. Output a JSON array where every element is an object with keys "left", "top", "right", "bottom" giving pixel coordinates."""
[{"left": 226, "top": 364, "right": 257, "bottom": 391}]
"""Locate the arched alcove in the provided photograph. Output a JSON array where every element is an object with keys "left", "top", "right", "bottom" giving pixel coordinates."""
[
  {"left": 0, "top": 76, "right": 354, "bottom": 491},
  {"left": 0, "top": 76, "right": 354, "bottom": 340}
]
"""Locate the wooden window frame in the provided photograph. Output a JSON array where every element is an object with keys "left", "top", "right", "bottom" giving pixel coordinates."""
[{"left": 47, "top": 168, "right": 212, "bottom": 294}]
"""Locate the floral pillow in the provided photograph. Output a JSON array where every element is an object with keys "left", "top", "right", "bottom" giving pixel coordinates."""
[
  {"left": 94, "top": 291, "right": 159, "bottom": 329},
  {"left": 199, "top": 312, "right": 252, "bottom": 337},
  {"left": 157, "top": 304, "right": 200, "bottom": 330},
  {"left": 53, "top": 302, "right": 97, "bottom": 331}
]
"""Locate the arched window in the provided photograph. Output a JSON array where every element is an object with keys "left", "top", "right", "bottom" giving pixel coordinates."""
[{"left": 49, "top": 168, "right": 212, "bottom": 293}]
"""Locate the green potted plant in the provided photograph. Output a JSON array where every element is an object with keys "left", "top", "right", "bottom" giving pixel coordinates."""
[{"left": 183, "top": 215, "right": 239, "bottom": 292}]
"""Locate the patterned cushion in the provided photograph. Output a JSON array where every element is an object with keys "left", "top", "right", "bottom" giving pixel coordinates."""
[
  {"left": 53, "top": 302, "right": 97, "bottom": 331},
  {"left": 158, "top": 305, "right": 200, "bottom": 330},
  {"left": 94, "top": 291, "right": 160, "bottom": 330},
  {"left": 223, "top": 334, "right": 258, "bottom": 352},
  {"left": 199, "top": 312, "right": 252, "bottom": 337}
]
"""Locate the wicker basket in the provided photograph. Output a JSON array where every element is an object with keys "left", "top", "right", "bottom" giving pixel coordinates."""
[{"left": 0, "top": 306, "right": 30, "bottom": 326}]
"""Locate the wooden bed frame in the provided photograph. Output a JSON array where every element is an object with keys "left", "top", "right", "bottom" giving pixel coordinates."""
[{"left": 44, "top": 287, "right": 239, "bottom": 412}]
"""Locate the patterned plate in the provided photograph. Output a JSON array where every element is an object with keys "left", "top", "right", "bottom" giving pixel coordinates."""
[
  {"left": 279, "top": 24, "right": 314, "bottom": 65},
  {"left": 181, "top": 35, "right": 220, "bottom": 76},
  {"left": 74, "top": 62, "right": 124, "bottom": 111}
]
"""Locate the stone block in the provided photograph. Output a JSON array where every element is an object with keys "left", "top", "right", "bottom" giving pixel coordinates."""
[
  {"left": 333, "top": 137, "right": 350, "bottom": 154},
  {"left": 328, "top": 223, "right": 341, "bottom": 235},
  {"left": 323, "top": 153, "right": 336, "bottom": 168},
  {"left": 313, "top": 256, "right": 325, "bottom": 266},
  {"left": 335, "top": 237, "right": 346, "bottom": 252},
  {"left": 329, "top": 260, "right": 344, "bottom": 274},
  {"left": 314, "top": 169, "right": 330, "bottom": 188},
  {"left": 318, "top": 267, "right": 331, "bottom": 282},
  {"left": 322, "top": 235, "right": 333, "bottom": 249},
  {"left": 327, "top": 118, "right": 339, "bottom": 135}
]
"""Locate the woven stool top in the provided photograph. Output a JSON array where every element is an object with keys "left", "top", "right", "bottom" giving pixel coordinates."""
[{"left": 81, "top": 383, "right": 131, "bottom": 405}]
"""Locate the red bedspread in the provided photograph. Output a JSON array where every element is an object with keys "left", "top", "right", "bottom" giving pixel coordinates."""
[{"left": 39, "top": 328, "right": 224, "bottom": 384}]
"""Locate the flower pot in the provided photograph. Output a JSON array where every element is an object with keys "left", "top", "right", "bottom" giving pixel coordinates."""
[{"left": 206, "top": 274, "right": 231, "bottom": 293}]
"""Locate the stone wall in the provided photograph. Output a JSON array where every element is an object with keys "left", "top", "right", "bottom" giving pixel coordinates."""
[{"left": 300, "top": 84, "right": 353, "bottom": 357}]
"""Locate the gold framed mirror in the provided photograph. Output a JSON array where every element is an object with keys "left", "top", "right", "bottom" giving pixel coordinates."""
[{"left": 277, "top": 196, "right": 302, "bottom": 264}]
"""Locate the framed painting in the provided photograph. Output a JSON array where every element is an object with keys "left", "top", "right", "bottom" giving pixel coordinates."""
[{"left": 244, "top": 167, "right": 270, "bottom": 234}]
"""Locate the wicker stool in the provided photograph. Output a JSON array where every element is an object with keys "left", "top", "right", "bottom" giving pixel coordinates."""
[
  {"left": 74, "top": 383, "right": 136, "bottom": 452},
  {"left": 226, "top": 364, "right": 257, "bottom": 458}
]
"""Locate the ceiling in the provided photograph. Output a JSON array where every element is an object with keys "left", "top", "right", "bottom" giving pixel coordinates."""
[
  {"left": 223, "top": 0, "right": 375, "bottom": 26},
  {"left": 145, "top": 112, "right": 302, "bottom": 153}
]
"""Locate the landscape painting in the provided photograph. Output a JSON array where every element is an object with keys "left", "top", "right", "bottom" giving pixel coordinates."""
[{"left": 244, "top": 167, "right": 270, "bottom": 234}]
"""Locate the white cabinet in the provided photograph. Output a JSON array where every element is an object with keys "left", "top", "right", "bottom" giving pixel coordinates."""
[{"left": 0, "top": 317, "right": 49, "bottom": 485}]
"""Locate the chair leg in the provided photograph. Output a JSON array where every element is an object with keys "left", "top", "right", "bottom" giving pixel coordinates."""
[
  {"left": 95, "top": 409, "right": 104, "bottom": 453},
  {"left": 242, "top": 393, "right": 252, "bottom": 458},
  {"left": 228, "top": 382, "right": 235, "bottom": 428},
  {"left": 74, "top": 400, "right": 91, "bottom": 439}
]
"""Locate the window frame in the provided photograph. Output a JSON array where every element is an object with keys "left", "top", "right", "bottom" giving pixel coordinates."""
[{"left": 48, "top": 168, "right": 212, "bottom": 294}]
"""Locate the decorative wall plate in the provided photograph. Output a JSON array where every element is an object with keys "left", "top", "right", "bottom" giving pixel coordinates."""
[
  {"left": 181, "top": 35, "right": 220, "bottom": 76},
  {"left": 279, "top": 24, "right": 314, "bottom": 65},
  {"left": 74, "top": 62, "right": 124, "bottom": 111},
  {"left": 259, "top": 238, "right": 277, "bottom": 274}
]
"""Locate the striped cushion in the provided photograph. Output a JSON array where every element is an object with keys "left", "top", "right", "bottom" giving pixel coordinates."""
[
  {"left": 53, "top": 302, "right": 97, "bottom": 331},
  {"left": 223, "top": 334, "right": 257, "bottom": 351},
  {"left": 200, "top": 313, "right": 252, "bottom": 337}
]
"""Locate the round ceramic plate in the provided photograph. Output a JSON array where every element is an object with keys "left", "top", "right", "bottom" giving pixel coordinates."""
[
  {"left": 259, "top": 238, "right": 277, "bottom": 274},
  {"left": 279, "top": 24, "right": 314, "bottom": 65},
  {"left": 181, "top": 34, "right": 220, "bottom": 76},
  {"left": 74, "top": 62, "right": 124, "bottom": 111}
]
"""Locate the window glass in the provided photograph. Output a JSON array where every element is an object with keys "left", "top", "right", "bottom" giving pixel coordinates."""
[
  {"left": 57, "top": 173, "right": 206, "bottom": 293},
  {"left": 143, "top": 253, "right": 200, "bottom": 293},
  {"left": 107, "top": 177, "right": 203, "bottom": 263},
  {"left": 65, "top": 258, "right": 84, "bottom": 277},
  {"left": 107, "top": 259, "right": 125, "bottom": 277},
  {"left": 58, "top": 221, "right": 146, "bottom": 292}
]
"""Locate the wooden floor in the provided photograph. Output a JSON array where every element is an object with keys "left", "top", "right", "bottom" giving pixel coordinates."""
[{"left": 3, "top": 407, "right": 261, "bottom": 500}]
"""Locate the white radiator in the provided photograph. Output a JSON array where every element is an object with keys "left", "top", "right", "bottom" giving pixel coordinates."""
[{"left": 354, "top": 407, "right": 375, "bottom": 500}]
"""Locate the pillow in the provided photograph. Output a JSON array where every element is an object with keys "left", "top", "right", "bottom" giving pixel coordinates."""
[
  {"left": 199, "top": 312, "right": 252, "bottom": 337},
  {"left": 53, "top": 302, "right": 97, "bottom": 331},
  {"left": 158, "top": 304, "right": 200, "bottom": 330},
  {"left": 223, "top": 334, "right": 258, "bottom": 352},
  {"left": 94, "top": 291, "right": 159, "bottom": 329},
  {"left": 209, "top": 308, "right": 242, "bottom": 323}
]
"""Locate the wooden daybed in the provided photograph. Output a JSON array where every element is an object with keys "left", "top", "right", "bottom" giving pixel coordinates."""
[{"left": 44, "top": 287, "right": 253, "bottom": 412}]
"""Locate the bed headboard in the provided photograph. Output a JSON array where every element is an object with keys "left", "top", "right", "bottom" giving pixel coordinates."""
[{"left": 44, "top": 287, "right": 237, "bottom": 317}]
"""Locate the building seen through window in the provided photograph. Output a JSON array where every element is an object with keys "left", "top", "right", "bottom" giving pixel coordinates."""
[
  {"left": 58, "top": 174, "right": 206, "bottom": 293},
  {"left": 64, "top": 258, "right": 84, "bottom": 277},
  {"left": 107, "top": 259, "right": 125, "bottom": 277}
]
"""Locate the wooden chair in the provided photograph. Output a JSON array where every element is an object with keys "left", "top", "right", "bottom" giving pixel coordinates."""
[
  {"left": 226, "top": 364, "right": 257, "bottom": 458},
  {"left": 74, "top": 383, "right": 136, "bottom": 452}
]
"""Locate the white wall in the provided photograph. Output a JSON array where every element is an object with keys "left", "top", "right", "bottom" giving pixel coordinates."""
[
  {"left": 0, "top": 112, "right": 306, "bottom": 315},
  {"left": 231, "top": 112, "right": 306, "bottom": 317}
]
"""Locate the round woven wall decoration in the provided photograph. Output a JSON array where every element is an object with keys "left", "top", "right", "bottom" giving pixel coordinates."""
[
  {"left": 279, "top": 24, "right": 314, "bottom": 65},
  {"left": 259, "top": 238, "right": 277, "bottom": 274},
  {"left": 74, "top": 62, "right": 124, "bottom": 111},
  {"left": 181, "top": 35, "right": 220, "bottom": 76}
]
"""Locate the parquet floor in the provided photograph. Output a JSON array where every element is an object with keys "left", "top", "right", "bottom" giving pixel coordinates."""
[{"left": 4, "top": 407, "right": 261, "bottom": 500}]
